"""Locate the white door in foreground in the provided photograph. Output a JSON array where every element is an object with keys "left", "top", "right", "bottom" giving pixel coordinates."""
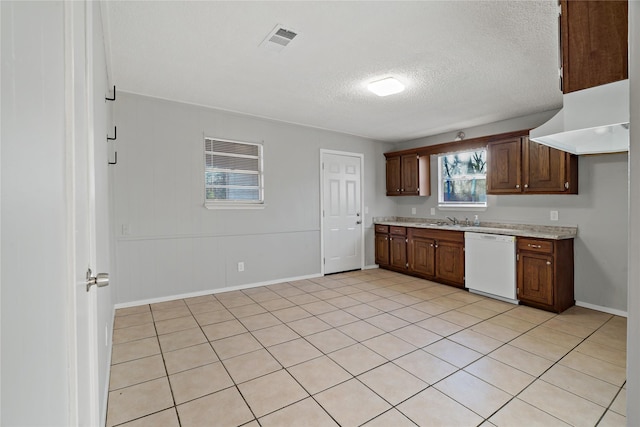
[{"left": 322, "top": 152, "right": 363, "bottom": 274}]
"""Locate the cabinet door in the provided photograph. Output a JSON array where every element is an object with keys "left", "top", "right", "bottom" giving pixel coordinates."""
[
  {"left": 435, "top": 241, "right": 464, "bottom": 286},
  {"left": 561, "top": 0, "right": 628, "bottom": 93},
  {"left": 518, "top": 252, "right": 554, "bottom": 306},
  {"left": 389, "top": 235, "right": 407, "bottom": 270},
  {"left": 523, "top": 138, "right": 568, "bottom": 193},
  {"left": 487, "top": 139, "right": 522, "bottom": 194},
  {"left": 408, "top": 237, "right": 435, "bottom": 277},
  {"left": 386, "top": 156, "right": 401, "bottom": 196},
  {"left": 375, "top": 233, "right": 390, "bottom": 266},
  {"left": 401, "top": 154, "right": 419, "bottom": 195}
]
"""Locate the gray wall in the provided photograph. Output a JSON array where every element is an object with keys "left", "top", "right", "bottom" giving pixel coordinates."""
[
  {"left": 391, "top": 114, "right": 629, "bottom": 313},
  {"left": 112, "top": 93, "right": 395, "bottom": 304}
]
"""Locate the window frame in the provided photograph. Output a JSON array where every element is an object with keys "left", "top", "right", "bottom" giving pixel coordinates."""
[
  {"left": 437, "top": 148, "right": 488, "bottom": 210},
  {"left": 203, "top": 136, "right": 265, "bottom": 210}
]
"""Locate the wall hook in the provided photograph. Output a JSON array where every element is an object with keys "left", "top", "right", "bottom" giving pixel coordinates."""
[
  {"left": 108, "top": 152, "right": 118, "bottom": 165},
  {"left": 105, "top": 85, "right": 116, "bottom": 101},
  {"left": 107, "top": 126, "right": 117, "bottom": 141}
]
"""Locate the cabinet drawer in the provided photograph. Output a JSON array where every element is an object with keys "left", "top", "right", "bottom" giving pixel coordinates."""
[
  {"left": 375, "top": 225, "right": 389, "bottom": 234},
  {"left": 390, "top": 226, "right": 407, "bottom": 236},
  {"left": 518, "top": 238, "right": 553, "bottom": 254}
]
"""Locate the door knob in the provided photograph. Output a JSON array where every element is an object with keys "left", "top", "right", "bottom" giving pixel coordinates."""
[
  {"left": 86, "top": 268, "right": 109, "bottom": 292},
  {"left": 356, "top": 220, "right": 362, "bottom": 225}
]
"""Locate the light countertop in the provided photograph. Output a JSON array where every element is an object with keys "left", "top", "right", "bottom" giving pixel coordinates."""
[{"left": 373, "top": 217, "right": 577, "bottom": 240}]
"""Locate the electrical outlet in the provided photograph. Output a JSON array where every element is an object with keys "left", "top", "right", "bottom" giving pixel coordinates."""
[
  {"left": 430, "top": 208, "right": 436, "bottom": 215},
  {"left": 411, "top": 207, "right": 416, "bottom": 215},
  {"left": 550, "top": 210, "right": 559, "bottom": 221},
  {"left": 121, "top": 224, "right": 131, "bottom": 235},
  {"left": 237, "top": 262, "right": 245, "bottom": 272}
]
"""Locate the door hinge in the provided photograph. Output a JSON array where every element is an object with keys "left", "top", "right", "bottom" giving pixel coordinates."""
[{"left": 323, "top": 258, "right": 325, "bottom": 265}]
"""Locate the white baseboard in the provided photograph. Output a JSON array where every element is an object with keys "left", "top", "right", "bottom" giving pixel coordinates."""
[
  {"left": 363, "top": 264, "right": 379, "bottom": 270},
  {"left": 114, "top": 272, "right": 324, "bottom": 309},
  {"left": 575, "top": 300, "right": 628, "bottom": 317}
]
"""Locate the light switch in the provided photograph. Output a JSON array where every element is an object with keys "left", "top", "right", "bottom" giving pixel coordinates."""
[
  {"left": 550, "top": 210, "right": 559, "bottom": 221},
  {"left": 411, "top": 207, "right": 417, "bottom": 215},
  {"left": 430, "top": 208, "right": 436, "bottom": 215}
]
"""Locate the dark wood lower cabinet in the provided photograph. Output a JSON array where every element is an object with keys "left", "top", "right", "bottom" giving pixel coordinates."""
[
  {"left": 408, "top": 237, "right": 435, "bottom": 277},
  {"left": 517, "top": 238, "right": 574, "bottom": 313},
  {"left": 375, "top": 225, "right": 574, "bottom": 313},
  {"left": 435, "top": 240, "right": 465, "bottom": 286},
  {"left": 379, "top": 227, "right": 465, "bottom": 288},
  {"left": 374, "top": 233, "right": 389, "bottom": 266},
  {"left": 389, "top": 226, "right": 408, "bottom": 270}
]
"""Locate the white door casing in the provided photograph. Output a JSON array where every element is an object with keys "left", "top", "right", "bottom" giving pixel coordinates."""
[
  {"left": 321, "top": 151, "right": 364, "bottom": 274},
  {"left": 66, "top": 2, "right": 102, "bottom": 425}
]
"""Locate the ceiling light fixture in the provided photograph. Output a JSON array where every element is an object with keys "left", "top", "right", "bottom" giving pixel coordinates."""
[
  {"left": 367, "top": 77, "right": 405, "bottom": 97},
  {"left": 454, "top": 131, "right": 466, "bottom": 141}
]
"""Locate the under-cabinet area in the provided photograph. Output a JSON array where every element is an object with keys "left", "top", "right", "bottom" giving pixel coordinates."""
[{"left": 374, "top": 220, "right": 576, "bottom": 313}]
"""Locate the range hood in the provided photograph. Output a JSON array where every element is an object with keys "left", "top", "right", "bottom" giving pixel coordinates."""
[{"left": 529, "top": 79, "right": 629, "bottom": 155}]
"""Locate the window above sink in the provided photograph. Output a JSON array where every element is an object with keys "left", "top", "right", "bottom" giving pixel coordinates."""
[{"left": 438, "top": 149, "right": 487, "bottom": 209}]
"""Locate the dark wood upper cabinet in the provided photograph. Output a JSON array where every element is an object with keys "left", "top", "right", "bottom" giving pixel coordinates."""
[
  {"left": 523, "top": 138, "right": 571, "bottom": 193},
  {"left": 385, "top": 152, "right": 430, "bottom": 196},
  {"left": 401, "top": 154, "right": 420, "bottom": 194},
  {"left": 487, "top": 137, "right": 578, "bottom": 195},
  {"left": 385, "top": 156, "right": 402, "bottom": 196},
  {"left": 561, "top": 0, "right": 628, "bottom": 93},
  {"left": 486, "top": 138, "right": 522, "bottom": 193}
]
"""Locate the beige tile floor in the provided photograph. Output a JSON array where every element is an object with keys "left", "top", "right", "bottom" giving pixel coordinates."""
[{"left": 107, "top": 269, "right": 627, "bottom": 427}]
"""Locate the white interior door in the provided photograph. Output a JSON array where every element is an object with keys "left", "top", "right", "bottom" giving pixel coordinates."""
[
  {"left": 322, "top": 151, "right": 363, "bottom": 274},
  {"left": 67, "top": 2, "right": 102, "bottom": 425}
]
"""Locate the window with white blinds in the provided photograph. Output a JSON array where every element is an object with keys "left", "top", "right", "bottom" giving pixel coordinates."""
[{"left": 204, "top": 137, "right": 264, "bottom": 208}]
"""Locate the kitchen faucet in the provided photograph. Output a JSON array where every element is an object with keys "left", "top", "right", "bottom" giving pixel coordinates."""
[{"left": 446, "top": 216, "right": 458, "bottom": 225}]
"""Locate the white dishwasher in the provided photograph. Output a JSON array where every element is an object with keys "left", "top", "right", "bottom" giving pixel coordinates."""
[{"left": 464, "top": 232, "right": 518, "bottom": 304}]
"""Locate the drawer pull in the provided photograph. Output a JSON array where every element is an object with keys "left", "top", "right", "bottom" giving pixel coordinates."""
[
  {"left": 528, "top": 244, "right": 542, "bottom": 248},
  {"left": 547, "top": 261, "right": 552, "bottom": 265}
]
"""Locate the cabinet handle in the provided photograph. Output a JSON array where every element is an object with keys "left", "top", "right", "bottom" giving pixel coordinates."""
[
  {"left": 546, "top": 261, "right": 552, "bottom": 265},
  {"left": 565, "top": 182, "right": 570, "bottom": 190},
  {"left": 515, "top": 184, "right": 520, "bottom": 189},
  {"left": 430, "top": 244, "right": 433, "bottom": 247},
  {"left": 396, "top": 188, "right": 400, "bottom": 192},
  {"left": 524, "top": 184, "right": 529, "bottom": 188},
  {"left": 527, "top": 244, "right": 542, "bottom": 248}
]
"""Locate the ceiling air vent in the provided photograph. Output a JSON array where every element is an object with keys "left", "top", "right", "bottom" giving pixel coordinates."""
[{"left": 260, "top": 25, "right": 299, "bottom": 52}]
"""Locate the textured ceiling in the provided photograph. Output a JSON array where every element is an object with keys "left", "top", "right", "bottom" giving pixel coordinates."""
[{"left": 103, "top": 1, "right": 562, "bottom": 142}]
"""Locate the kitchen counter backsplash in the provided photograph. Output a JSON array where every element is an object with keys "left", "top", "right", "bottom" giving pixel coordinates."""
[{"left": 373, "top": 217, "right": 577, "bottom": 240}]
